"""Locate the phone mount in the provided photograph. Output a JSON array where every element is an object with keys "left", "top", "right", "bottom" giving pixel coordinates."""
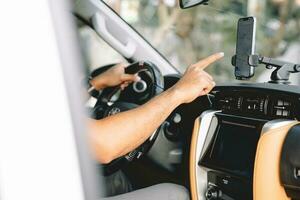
[{"left": 232, "top": 54, "right": 300, "bottom": 84}]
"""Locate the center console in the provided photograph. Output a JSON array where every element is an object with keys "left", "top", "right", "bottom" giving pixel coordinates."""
[
  {"left": 193, "top": 83, "right": 300, "bottom": 200},
  {"left": 200, "top": 113, "right": 266, "bottom": 200}
]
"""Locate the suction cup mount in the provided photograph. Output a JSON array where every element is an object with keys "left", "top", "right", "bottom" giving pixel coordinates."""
[{"left": 232, "top": 54, "right": 300, "bottom": 84}]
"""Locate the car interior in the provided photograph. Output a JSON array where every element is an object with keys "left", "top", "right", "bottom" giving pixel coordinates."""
[{"left": 72, "top": 0, "right": 300, "bottom": 199}]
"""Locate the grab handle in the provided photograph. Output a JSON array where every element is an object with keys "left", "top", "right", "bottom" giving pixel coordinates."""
[{"left": 91, "top": 13, "right": 136, "bottom": 58}]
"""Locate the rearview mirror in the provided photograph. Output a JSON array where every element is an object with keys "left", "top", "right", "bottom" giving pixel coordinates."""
[{"left": 179, "top": 0, "right": 209, "bottom": 9}]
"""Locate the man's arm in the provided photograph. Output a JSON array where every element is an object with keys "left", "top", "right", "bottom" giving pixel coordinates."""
[{"left": 88, "top": 53, "right": 224, "bottom": 164}]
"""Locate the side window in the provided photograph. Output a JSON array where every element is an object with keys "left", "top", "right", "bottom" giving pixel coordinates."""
[{"left": 78, "top": 25, "right": 126, "bottom": 72}]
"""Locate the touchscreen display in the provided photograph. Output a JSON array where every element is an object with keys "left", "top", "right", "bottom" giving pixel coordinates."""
[{"left": 201, "top": 120, "right": 260, "bottom": 179}]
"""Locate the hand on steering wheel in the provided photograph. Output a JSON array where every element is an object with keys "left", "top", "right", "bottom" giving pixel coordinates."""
[{"left": 90, "top": 63, "right": 140, "bottom": 91}]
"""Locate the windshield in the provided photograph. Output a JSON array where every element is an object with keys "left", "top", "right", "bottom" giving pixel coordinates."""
[{"left": 104, "top": 0, "right": 300, "bottom": 84}]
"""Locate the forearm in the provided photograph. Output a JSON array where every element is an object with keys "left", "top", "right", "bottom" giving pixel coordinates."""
[
  {"left": 88, "top": 52, "right": 224, "bottom": 164},
  {"left": 89, "top": 87, "right": 182, "bottom": 163}
]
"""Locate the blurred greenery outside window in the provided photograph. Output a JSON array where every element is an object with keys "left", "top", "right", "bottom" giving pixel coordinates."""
[{"left": 104, "top": 0, "right": 300, "bottom": 83}]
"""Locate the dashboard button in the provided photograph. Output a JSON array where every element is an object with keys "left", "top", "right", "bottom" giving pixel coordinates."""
[
  {"left": 276, "top": 109, "right": 283, "bottom": 116},
  {"left": 278, "top": 100, "right": 284, "bottom": 106},
  {"left": 282, "top": 110, "right": 289, "bottom": 117}
]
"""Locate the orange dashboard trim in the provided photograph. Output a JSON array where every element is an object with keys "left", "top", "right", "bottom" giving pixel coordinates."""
[
  {"left": 190, "top": 116, "right": 298, "bottom": 200},
  {"left": 253, "top": 122, "right": 299, "bottom": 200},
  {"left": 190, "top": 117, "right": 200, "bottom": 200}
]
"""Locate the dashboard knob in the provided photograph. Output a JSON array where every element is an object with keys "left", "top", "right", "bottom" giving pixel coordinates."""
[
  {"left": 172, "top": 113, "right": 182, "bottom": 123},
  {"left": 206, "top": 185, "right": 220, "bottom": 200}
]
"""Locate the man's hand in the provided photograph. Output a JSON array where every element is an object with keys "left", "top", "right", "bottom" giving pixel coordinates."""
[
  {"left": 90, "top": 63, "right": 140, "bottom": 90},
  {"left": 172, "top": 52, "right": 224, "bottom": 104}
]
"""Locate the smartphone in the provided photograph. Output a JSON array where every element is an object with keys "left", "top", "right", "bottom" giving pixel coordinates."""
[{"left": 235, "top": 16, "right": 256, "bottom": 79}]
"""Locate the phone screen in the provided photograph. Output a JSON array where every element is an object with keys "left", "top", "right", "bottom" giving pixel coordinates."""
[{"left": 235, "top": 17, "right": 256, "bottom": 79}]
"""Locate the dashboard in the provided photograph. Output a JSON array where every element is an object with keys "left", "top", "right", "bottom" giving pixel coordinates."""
[
  {"left": 105, "top": 69, "right": 300, "bottom": 199},
  {"left": 212, "top": 83, "right": 300, "bottom": 120},
  {"left": 193, "top": 83, "right": 300, "bottom": 200}
]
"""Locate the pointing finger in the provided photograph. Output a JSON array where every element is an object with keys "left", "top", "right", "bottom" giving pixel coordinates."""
[{"left": 194, "top": 52, "right": 224, "bottom": 70}]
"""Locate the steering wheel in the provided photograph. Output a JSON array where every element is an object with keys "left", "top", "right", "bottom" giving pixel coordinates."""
[{"left": 89, "top": 61, "right": 164, "bottom": 175}]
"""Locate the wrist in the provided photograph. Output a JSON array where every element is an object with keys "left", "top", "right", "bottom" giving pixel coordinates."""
[
  {"left": 166, "top": 86, "right": 185, "bottom": 106},
  {"left": 90, "top": 76, "right": 106, "bottom": 90}
]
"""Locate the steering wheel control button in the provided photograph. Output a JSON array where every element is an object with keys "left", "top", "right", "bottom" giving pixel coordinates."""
[
  {"left": 136, "top": 152, "right": 143, "bottom": 159},
  {"left": 107, "top": 107, "right": 121, "bottom": 116},
  {"left": 125, "top": 150, "right": 138, "bottom": 161},
  {"left": 133, "top": 80, "right": 147, "bottom": 93}
]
